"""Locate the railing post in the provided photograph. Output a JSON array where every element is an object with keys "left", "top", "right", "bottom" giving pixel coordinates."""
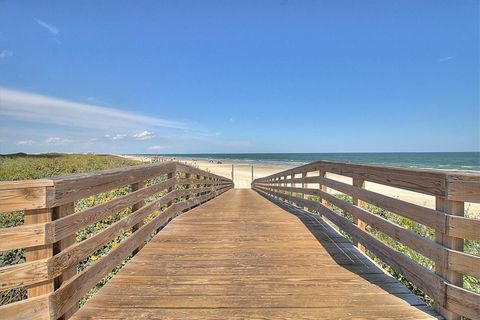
[
  {"left": 290, "top": 173, "right": 295, "bottom": 197},
  {"left": 435, "top": 197, "right": 464, "bottom": 320},
  {"left": 196, "top": 174, "right": 201, "bottom": 198},
  {"left": 203, "top": 177, "right": 209, "bottom": 202},
  {"left": 185, "top": 173, "right": 191, "bottom": 201},
  {"left": 302, "top": 172, "right": 308, "bottom": 210},
  {"left": 352, "top": 178, "right": 366, "bottom": 252},
  {"left": 131, "top": 181, "right": 145, "bottom": 254},
  {"left": 53, "top": 202, "right": 78, "bottom": 319},
  {"left": 319, "top": 170, "right": 327, "bottom": 215},
  {"left": 202, "top": 175, "right": 207, "bottom": 201},
  {"left": 276, "top": 177, "right": 280, "bottom": 198},
  {"left": 214, "top": 177, "right": 219, "bottom": 195},
  {"left": 158, "top": 171, "right": 175, "bottom": 232},
  {"left": 25, "top": 207, "right": 54, "bottom": 297}
]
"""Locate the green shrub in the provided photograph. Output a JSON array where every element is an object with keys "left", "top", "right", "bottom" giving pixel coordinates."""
[{"left": 0, "top": 154, "right": 142, "bottom": 305}]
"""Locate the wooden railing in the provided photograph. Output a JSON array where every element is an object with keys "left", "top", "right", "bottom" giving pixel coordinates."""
[
  {"left": 252, "top": 161, "right": 480, "bottom": 320},
  {"left": 0, "top": 161, "right": 233, "bottom": 320}
]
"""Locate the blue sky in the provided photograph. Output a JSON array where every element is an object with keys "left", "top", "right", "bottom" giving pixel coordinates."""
[{"left": 0, "top": 1, "right": 478, "bottom": 154}]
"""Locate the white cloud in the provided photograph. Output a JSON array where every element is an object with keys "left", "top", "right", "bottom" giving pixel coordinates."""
[
  {"left": 112, "top": 134, "right": 127, "bottom": 140},
  {"left": 105, "top": 133, "right": 127, "bottom": 140},
  {"left": 438, "top": 56, "right": 454, "bottom": 63},
  {"left": 0, "top": 87, "right": 185, "bottom": 131},
  {"left": 16, "top": 140, "right": 34, "bottom": 145},
  {"left": 44, "top": 137, "right": 72, "bottom": 145},
  {"left": 133, "top": 131, "right": 154, "bottom": 140},
  {"left": 34, "top": 18, "right": 59, "bottom": 35},
  {"left": 0, "top": 50, "right": 13, "bottom": 59},
  {"left": 148, "top": 145, "right": 163, "bottom": 150}
]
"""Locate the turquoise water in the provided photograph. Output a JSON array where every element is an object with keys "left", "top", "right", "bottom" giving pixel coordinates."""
[{"left": 138, "top": 152, "right": 480, "bottom": 171}]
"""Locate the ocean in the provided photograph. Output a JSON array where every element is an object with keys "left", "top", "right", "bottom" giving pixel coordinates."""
[{"left": 138, "top": 152, "right": 480, "bottom": 171}]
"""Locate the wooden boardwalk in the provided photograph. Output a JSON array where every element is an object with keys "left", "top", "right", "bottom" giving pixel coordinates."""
[{"left": 72, "top": 189, "right": 439, "bottom": 319}]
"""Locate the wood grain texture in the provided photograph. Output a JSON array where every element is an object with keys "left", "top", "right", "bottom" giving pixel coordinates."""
[
  {"left": 25, "top": 208, "right": 54, "bottom": 298},
  {"left": 253, "top": 183, "right": 480, "bottom": 279},
  {"left": 435, "top": 198, "right": 464, "bottom": 320},
  {"left": 254, "top": 160, "right": 480, "bottom": 200},
  {"left": 445, "top": 283, "right": 480, "bottom": 320},
  {"left": 131, "top": 181, "right": 145, "bottom": 255},
  {"left": 0, "top": 222, "right": 50, "bottom": 251},
  {"left": 352, "top": 177, "right": 366, "bottom": 252},
  {"left": 53, "top": 202, "right": 78, "bottom": 319},
  {"left": 51, "top": 162, "right": 176, "bottom": 206},
  {"left": 446, "top": 173, "right": 480, "bottom": 202},
  {"left": 0, "top": 186, "right": 50, "bottom": 212},
  {"left": 72, "top": 189, "right": 438, "bottom": 320},
  {"left": 254, "top": 186, "right": 446, "bottom": 304},
  {"left": 0, "top": 294, "right": 52, "bottom": 320},
  {"left": 53, "top": 189, "right": 228, "bottom": 318},
  {"left": 52, "top": 177, "right": 176, "bottom": 241}
]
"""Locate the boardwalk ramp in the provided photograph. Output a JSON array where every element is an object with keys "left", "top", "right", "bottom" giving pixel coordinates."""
[
  {"left": 1, "top": 161, "right": 479, "bottom": 319},
  {"left": 72, "top": 189, "right": 438, "bottom": 319}
]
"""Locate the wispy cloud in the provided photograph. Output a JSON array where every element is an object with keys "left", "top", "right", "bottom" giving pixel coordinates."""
[
  {"left": 0, "top": 87, "right": 185, "bottom": 131},
  {"left": 44, "top": 137, "right": 72, "bottom": 145},
  {"left": 438, "top": 56, "right": 454, "bottom": 63},
  {"left": 113, "top": 134, "right": 127, "bottom": 140},
  {"left": 34, "top": 18, "right": 59, "bottom": 35},
  {"left": 0, "top": 50, "right": 13, "bottom": 59},
  {"left": 105, "top": 134, "right": 128, "bottom": 140},
  {"left": 148, "top": 145, "right": 164, "bottom": 150},
  {"left": 16, "top": 140, "right": 35, "bottom": 145},
  {"left": 133, "top": 131, "right": 154, "bottom": 140}
]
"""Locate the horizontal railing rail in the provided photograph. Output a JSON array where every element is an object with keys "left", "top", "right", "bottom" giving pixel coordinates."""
[
  {"left": 252, "top": 160, "right": 480, "bottom": 320},
  {"left": 0, "top": 161, "right": 233, "bottom": 320}
]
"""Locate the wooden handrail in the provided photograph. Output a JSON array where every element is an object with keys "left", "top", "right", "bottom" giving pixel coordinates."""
[
  {"left": 0, "top": 162, "right": 233, "bottom": 320},
  {"left": 252, "top": 161, "right": 480, "bottom": 320},
  {"left": 254, "top": 160, "right": 480, "bottom": 201}
]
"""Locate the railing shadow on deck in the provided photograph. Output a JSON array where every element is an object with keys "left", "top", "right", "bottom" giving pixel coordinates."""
[
  {"left": 254, "top": 189, "right": 438, "bottom": 317},
  {"left": 252, "top": 160, "right": 480, "bottom": 320}
]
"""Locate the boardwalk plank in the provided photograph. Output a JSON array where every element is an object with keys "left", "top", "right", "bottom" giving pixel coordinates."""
[{"left": 72, "top": 189, "right": 439, "bottom": 319}]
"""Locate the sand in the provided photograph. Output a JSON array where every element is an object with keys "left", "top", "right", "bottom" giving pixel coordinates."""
[{"left": 121, "top": 155, "right": 479, "bottom": 217}]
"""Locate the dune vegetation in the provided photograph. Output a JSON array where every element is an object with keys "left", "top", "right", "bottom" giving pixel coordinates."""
[{"left": 0, "top": 153, "right": 142, "bottom": 305}]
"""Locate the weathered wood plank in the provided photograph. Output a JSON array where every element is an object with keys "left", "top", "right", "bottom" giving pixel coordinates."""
[
  {"left": 53, "top": 202, "right": 77, "bottom": 319},
  {"left": 0, "top": 186, "right": 51, "bottom": 212},
  {"left": 435, "top": 197, "right": 464, "bottom": 320},
  {"left": 257, "top": 176, "right": 448, "bottom": 231},
  {"left": 446, "top": 173, "right": 480, "bottom": 202},
  {"left": 52, "top": 177, "right": 176, "bottom": 241},
  {"left": 0, "top": 293, "right": 52, "bottom": 320},
  {"left": 52, "top": 191, "right": 221, "bottom": 318},
  {"left": 447, "top": 215, "right": 480, "bottom": 241},
  {"left": 24, "top": 208, "right": 54, "bottom": 298},
  {"left": 72, "top": 189, "right": 437, "bottom": 320},
  {"left": 51, "top": 162, "right": 176, "bottom": 206},
  {"left": 255, "top": 187, "right": 446, "bottom": 305},
  {"left": 0, "top": 222, "right": 50, "bottom": 251},
  {"left": 0, "top": 187, "right": 222, "bottom": 291},
  {"left": 445, "top": 283, "right": 480, "bottom": 320},
  {"left": 254, "top": 160, "right": 453, "bottom": 197}
]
